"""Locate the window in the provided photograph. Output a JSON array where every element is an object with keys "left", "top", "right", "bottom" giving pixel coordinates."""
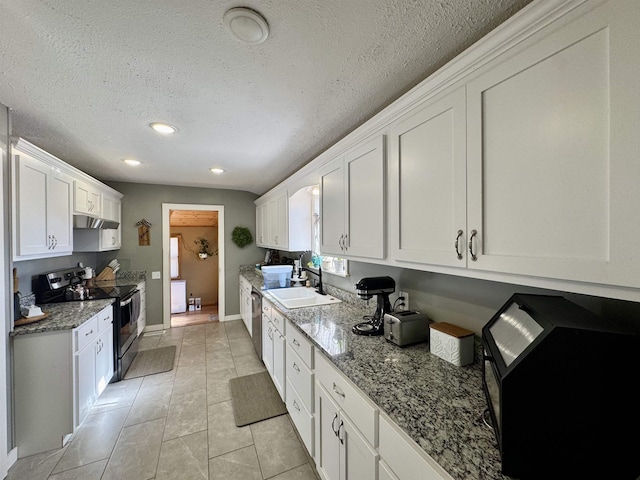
[{"left": 170, "top": 234, "right": 182, "bottom": 279}]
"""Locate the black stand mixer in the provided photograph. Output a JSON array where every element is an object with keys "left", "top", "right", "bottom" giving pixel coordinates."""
[{"left": 352, "top": 276, "right": 395, "bottom": 335}]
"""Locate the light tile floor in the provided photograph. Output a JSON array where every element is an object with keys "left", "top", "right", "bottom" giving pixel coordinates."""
[{"left": 8, "top": 320, "right": 320, "bottom": 480}]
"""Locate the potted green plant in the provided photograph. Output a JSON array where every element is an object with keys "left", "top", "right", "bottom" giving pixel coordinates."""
[{"left": 195, "top": 238, "right": 217, "bottom": 259}]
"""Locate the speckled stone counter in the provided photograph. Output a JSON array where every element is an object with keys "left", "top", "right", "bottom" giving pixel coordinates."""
[
  {"left": 241, "top": 268, "right": 510, "bottom": 480},
  {"left": 11, "top": 299, "right": 115, "bottom": 336},
  {"left": 114, "top": 270, "right": 146, "bottom": 284}
]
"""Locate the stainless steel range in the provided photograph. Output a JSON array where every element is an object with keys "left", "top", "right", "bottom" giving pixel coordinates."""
[{"left": 36, "top": 266, "right": 140, "bottom": 382}]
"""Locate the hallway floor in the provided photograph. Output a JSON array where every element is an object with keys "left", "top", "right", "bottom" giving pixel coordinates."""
[
  {"left": 171, "top": 305, "right": 219, "bottom": 328},
  {"left": 8, "top": 320, "right": 319, "bottom": 480}
]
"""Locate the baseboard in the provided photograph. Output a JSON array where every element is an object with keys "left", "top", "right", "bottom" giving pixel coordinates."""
[
  {"left": 6, "top": 446, "right": 17, "bottom": 470},
  {"left": 222, "top": 314, "right": 241, "bottom": 322}
]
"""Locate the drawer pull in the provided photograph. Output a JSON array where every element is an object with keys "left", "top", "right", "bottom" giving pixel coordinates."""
[
  {"left": 293, "top": 339, "right": 300, "bottom": 347},
  {"left": 331, "top": 413, "right": 339, "bottom": 435},
  {"left": 85, "top": 329, "right": 94, "bottom": 336},
  {"left": 293, "top": 399, "right": 301, "bottom": 412},
  {"left": 332, "top": 382, "right": 345, "bottom": 399},
  {"left": 292, "top": 362, "right": 300, "bottom": 373},
  {"left": 338, "top": 420, "right": 344, "bottom": 444}
]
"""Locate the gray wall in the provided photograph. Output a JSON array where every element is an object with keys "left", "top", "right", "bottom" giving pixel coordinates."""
[
  {"left": 106, "top": 182, "right": 264, "bottom": 327},
  {"left": 322, "top": 260, "right": 640, "bottom": 336}
]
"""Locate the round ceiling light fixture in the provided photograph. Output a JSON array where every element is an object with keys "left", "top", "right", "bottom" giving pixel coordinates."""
[
  {"left": 223, "top": 7, "right": 269, "bottom": 44},
  {"left": 123, "top": 159, "right": 141, "bottom": 166},
  {"left": 149, "top": 122, "right": 177, "bottom": 134},
  {"left": 210, "top": 167, "right": 225, "bottom": 175}
]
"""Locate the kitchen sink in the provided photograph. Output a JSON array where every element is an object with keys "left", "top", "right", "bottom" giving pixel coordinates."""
[{"left": 265, "top": 287, "right": 342, "bottom": 309}]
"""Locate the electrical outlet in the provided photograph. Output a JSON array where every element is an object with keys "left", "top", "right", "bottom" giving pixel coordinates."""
[
  {"left": 396, "top": 291, "right": 409, "bottom": 312},
  {"left": 151, "top": 271, "right": 161, "bottom": 279}
]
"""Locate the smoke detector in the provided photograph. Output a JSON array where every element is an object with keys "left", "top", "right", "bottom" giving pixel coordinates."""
[{"left": 223, "top": 7, "right": 269, "bottom": 44}]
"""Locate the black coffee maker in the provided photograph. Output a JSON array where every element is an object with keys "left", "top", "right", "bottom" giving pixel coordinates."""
[{"left": 352, "top": 276, "right": 395, "bottom": 335}]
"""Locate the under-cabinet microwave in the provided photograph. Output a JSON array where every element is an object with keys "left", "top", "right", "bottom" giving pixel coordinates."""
[{"left": 482, "top": 294, "right": 640, "bottom": 480}]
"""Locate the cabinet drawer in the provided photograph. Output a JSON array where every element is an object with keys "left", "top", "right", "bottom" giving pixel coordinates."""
[
  {"left": 287, "top": 320, "right": 313, "bottom": 368},
  {"left": 239, "top": 275, "right": 251, "bottom": 291},
  {"left": 314, "top": 350, "right": 378, "bottom": 446},
  {"left": 286, "top": 378, "right": 314, "bottom": 457},
  {"left": 286, "top": 343, "right": 314, "bottom": 412},
  {"left": 98, "top": 306, "right": 113, "bottom": 332},
  {"left": 262, "top": 298, "right": 272, "bottom": 319},
  {"left": 379, "top": 414, "right": 451, "bottom": 480},
  {"left": 75, "top": 316, "right": 98, "bottom": 352},
  {"left": 271, "top": 308, "right": 285, "bottom": 333}
]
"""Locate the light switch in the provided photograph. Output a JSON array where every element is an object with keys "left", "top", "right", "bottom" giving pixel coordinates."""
[{"left": 151, "top": 271, "right": 161, "bottom": 279}]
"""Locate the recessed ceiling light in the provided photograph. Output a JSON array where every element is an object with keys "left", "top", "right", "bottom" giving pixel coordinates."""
[
  {"left": 223, "top": 7, "right": 269, "bottom": 44},
  {"left": 149, "top": 122, "right": 177, "bottom": 134},
  {"left": 123, "top": 159, "right": 141, "bottom": 166},
  {"left": 210, "top": 168, "right": 225, "bottom": 175}
]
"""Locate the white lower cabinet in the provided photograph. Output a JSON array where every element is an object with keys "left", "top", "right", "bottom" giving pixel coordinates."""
[
  {"left": 316, "top": 383, "right": 379, "bottom": 480},
  {"left": 13, "top": 304, "right": 114, "bottom": 458},
  {"left": 262, "top": 300, "right": 286, "bottom": 400},
  {"left": 314, "top": 350, "right": 379, "bottom": 480},
  {"left": 137, "top": 280, "right": 146, "bottom": 334},
  {"left": 378, "top": 414, "right": 453, "bottom": 480}
]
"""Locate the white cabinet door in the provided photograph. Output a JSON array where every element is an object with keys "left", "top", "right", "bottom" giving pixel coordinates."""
[
  {"left": 262, "top": 317, "right": 274, "bottom": 375},
  {"left": 255, "top": 203, "right": 268, "bottom": 247},
  {"left": 273, "top": 327, "right": 286, "bottom": 401},
  {"left": 95, "top": 315, "right": 114, "bottom": 397},
  {"left": 13, "top": 150, "right": 73, "bottom": 259},
  {"left": 137, "top": 281, "right": 146, "bottom": 335},
  {"left": 389, "top": 87, "right": 466, "bottom": 267},
  {"left": 268, "top": 193, "right": 288, "bottom": 249},
  {"left": 74, "top": 179, "right": 101, "bottom": 216},
  {"left": 465, "top": 0, "right": 640, "bottom": 289},
  {"left": 319, "top": 157, "right": 346, "bottom": 256},
  {"left": 341, "top": 413, "right": 379, "bottom": 480},
  {"left": 320, "top": 135, "right": 386, "bottom": 260},
  {"left": 344, "top": 134, "right": 385, "bottom": 259},
  {"left": 74, "top": 341, "right": 96, "bottom": 429},
  {"left": 316, "top": 384, "right": 341, "bottom": 480},
  {"left": 14, "top": 152, "right": 49, "bottom": 256}
]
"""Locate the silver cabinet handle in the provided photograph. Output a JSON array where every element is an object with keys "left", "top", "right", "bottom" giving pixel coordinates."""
[
  {"left": 332, "top": 382, "right": 345, "bottom": 398},
  {"left": 292, "top": 339, "right": 300, "bottom": 347},
  {"left": 469, "top": 230, "right": 478, "bottom": 261},
  {"left": 293, "top": 399, "right": 301, "bottom": 411},
  {"left": 331, "top": 413, "right": 339, "bottom": 436},
  {"left": 85, "top": 329, "right": 94, "bottom": 336},
  {"left": 337, "top": 420, "right": 344, "bottom": 444},
  {"left": 292, "top": 362, "right": 300, "bottom": 373},
  {"left": 343, "top": 234, "right": 348, "bottom": 251},
  {"left": 455, "top": 230, "right": 464, "bottom": 260}
]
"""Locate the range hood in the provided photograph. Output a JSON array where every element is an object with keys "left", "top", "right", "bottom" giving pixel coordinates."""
[{"left": 73, "top": 215, "right": 120, "bottom": 230}]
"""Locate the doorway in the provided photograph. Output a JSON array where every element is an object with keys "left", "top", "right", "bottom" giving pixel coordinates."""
[{"left": 162, "top": 204, "right": 225, "bottom": 329}]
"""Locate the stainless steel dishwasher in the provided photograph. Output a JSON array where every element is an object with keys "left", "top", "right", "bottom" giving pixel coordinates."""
[{"left": 251, "top": 288, "right": 262, "bottom": 357}]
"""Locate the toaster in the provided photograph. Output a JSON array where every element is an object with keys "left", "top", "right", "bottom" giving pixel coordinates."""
[{"left": 383, "top": 311, "right": 431, "bottom": 347}]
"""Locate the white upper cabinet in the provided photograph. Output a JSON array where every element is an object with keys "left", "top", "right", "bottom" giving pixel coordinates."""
[
  {"left": 12, "top": 139, "right": 74, "bottom": 260},
  {"left": 74, "top": 179, "right": 101, "bottom": 217},
  {"left": 389, "top": 87, "right": 466, "bottom": 267},
  {"left": 389, "top": 0, "right": 640, "bottom": 290},
  {"left": 320, "top": 134, "right": 385, "bottom": 259},
  {"left": 256, "top": 187, "right": 315, "bottom": 252},
  {"left": 464, "top": 0, "right": 640, "bottom": 288}
]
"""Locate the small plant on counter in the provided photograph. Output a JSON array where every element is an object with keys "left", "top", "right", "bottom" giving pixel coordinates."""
[
  {"left": 231, "top": 226, "right": 253, "bottom": 248},
  {"left": 195, "top": 238, "right": 217, "bottom": 259}
]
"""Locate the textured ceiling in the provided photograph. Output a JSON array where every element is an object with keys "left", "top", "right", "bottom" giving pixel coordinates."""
[{"left": 0, "top": 0, "right": 532, "bottom": 195}]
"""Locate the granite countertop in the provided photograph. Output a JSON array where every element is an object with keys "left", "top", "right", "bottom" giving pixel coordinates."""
[
  {"left": 11, "top": 299, "right": 115, "bottom": 336},
  {"left": 240, "top": 268, "right": 510, "bottom": 480}
]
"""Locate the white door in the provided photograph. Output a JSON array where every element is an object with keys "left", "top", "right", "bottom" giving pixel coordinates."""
[
  {"left": 466, "top": 1, "right": 640, "bottom": 288},
  {"left": 319, "top": 157, "right": 346, "bottom": 256},
  {"left": 273, "top": 328, "right": 286, "bottom": 400},
  {"left": 389, "top": 86, "right": 467, "bottom": 267},
  {"left": 15, "top": 152, "right": 49, "bottom": 256},
  {"left": 48, "top": 168, "right": 73, "bottom": 254},
  {"left": 341, "top": 413, "right": 379, "bottom": 480},
  {"left": 316, "top": 384, "right": 341, "bottom": 480},
  {"left": 344, "top": 134, "right": 386, "bottom": 259}
]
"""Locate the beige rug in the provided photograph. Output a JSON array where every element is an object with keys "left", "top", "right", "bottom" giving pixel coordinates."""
[
  {"left": 230, "top": 371, "right": 287, "bottom": 427},
  {"left": 124, "top": 346, "right": 176, "bottom": 379}
]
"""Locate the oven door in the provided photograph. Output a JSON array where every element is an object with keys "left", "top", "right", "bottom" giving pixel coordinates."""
[{"left": 116, "top": 289, "right": 140, "bottom": 380}]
